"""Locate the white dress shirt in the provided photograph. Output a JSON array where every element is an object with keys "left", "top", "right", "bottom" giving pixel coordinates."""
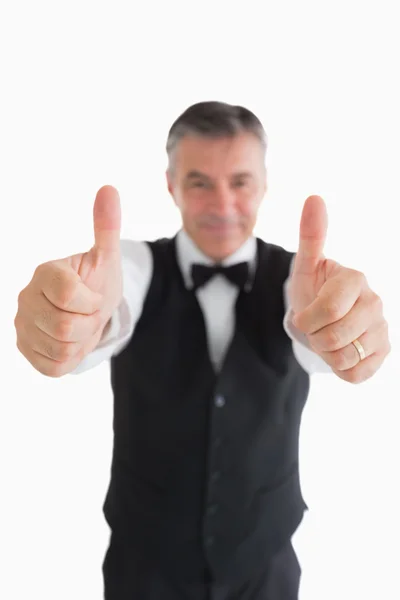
[{"left": 71, "top": 230, "right": 332, "bottom": 375}]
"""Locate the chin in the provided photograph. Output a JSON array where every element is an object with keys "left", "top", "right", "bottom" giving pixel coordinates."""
[{"left": 200, "top": 236, "right": 243, "bottom": 261}]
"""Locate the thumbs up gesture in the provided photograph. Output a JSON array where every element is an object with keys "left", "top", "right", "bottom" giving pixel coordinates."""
[
  {"left": 14, "top": 186, "right": 123, "bottom": 377},
  {"left": 288, "top": 195, "right": 391, "bottom": 383}
]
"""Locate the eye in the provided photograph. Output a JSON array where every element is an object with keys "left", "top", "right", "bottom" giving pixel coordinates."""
[
  {"left": 232, "top": 179, "right": 247, "bottom": 188},
  {"left": 191, "top": 180, "right": 208, "bottom": 188}
]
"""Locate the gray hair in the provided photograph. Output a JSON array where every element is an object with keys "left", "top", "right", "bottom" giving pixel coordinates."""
[{"left": 166, "top": 101, "right": 268, "bottom": 176}]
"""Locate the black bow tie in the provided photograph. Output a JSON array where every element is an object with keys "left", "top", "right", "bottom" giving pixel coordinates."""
[{"left": 191, "top": 262, "right": 250, "bottom": 291}]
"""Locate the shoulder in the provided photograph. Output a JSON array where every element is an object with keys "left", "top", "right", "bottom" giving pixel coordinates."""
[
  {"left": 118, "top": 239, "right": 153, "bottom": 298},
  {"left": 256, "top": 237, "right": 295, "bottom": 270},
  {"left": 120, "top": 238, "right": 152, "bottom": 267},
  {"left": 119, "top": 236, "right": 175, "bottom": 285},
  {"left": 257, "top": 236, "right": 293, "bottom": 254}
]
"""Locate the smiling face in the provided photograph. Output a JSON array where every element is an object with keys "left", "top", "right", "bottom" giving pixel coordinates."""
[{"left": 166, "top": 132, "right": 267, "bottom": 261}]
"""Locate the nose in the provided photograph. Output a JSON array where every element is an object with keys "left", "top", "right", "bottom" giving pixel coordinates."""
[{"left": 210, "top": 184, "right": 236, "bottom": 214}]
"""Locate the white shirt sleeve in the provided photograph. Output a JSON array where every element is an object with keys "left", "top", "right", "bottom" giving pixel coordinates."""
[
  {"left": 282, "top": 255, "right": 332, "bottom": 374},
  {"left": 70, "top": 242, "right": 331, "bottom": 377},
  {"left": 69, "top": 239, "right": 153, "bottom": 374}
]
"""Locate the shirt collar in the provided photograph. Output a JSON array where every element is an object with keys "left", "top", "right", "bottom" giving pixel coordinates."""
[{"left": 176, "top": 228, "right": 257, "bottom": 289}]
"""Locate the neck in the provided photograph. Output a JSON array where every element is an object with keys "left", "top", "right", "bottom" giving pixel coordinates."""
[{"left": 181, "top": 228, "right": 252, "bottom": 262}]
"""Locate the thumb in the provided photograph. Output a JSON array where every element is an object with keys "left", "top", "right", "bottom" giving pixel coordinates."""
[
  {"left": 293, "top": 195, "right": 328, "bottom": 276},
  {"left": 93, "top": 185, "right": 121, "bottom": 255}
]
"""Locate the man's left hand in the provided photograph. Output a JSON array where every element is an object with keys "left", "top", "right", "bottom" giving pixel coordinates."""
[{"left": 289, "top": 195, "right": 391, "bottom": 383}]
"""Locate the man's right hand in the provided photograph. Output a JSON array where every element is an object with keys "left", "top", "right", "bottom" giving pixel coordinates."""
[{"left": 14, "top": 185, "right": 123, "bottom": 377}]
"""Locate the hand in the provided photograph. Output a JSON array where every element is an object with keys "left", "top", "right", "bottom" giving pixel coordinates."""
[
  {"left": 288, "top": 195, "right": 391, "bottom": 383},
  {"left": 14, "top": 185, "right": 123, "bottom": 377}
]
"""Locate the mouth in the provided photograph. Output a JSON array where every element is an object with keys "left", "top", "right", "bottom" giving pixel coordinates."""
[{"left": 199, "top": 222, "right": 238, "bottom": 235}]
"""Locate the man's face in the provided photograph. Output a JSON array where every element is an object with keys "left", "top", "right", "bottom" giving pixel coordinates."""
[{"left": 166, "top": 132, "right": 267, "bottom": 261}]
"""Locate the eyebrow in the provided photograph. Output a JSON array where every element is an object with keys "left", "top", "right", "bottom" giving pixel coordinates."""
[
  {"left": 231, "top": 171, "right": 253, "bottom": 179},
  {"left": 185, "top": 170, "right": 253, "bottom": 180},
  {"left": 185, "top": 170, "right": 210, "bottom": 180}
]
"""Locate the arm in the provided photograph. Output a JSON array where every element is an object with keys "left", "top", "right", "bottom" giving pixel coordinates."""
[{"left": 70, "top": 239, "right": 153, "bottom": 374}]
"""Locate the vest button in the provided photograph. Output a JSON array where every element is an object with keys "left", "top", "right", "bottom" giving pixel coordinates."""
[
  {"left": 211, "top": 471, "right": 221, "bottom": 482},
  {"left": 214, "top": 437, "right": 222, "bottom": 448},
  {"left": 215, "top": 394, "right": 225, "bottom": 407},
  {"left": 207, "top": 504, "right": 218, "bottom": 516},
  {"left": 205, "top": 536, "right": 214, "bottom": 547}
]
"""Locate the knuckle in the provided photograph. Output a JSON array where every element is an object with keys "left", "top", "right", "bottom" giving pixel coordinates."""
[
  {"left": 351, "top": 269, "right": 366, "bottom": 288},
  {"left": 41, "top": 340, "right": 58, "bottom": 361},
  {"left": 17, "top": 285, "right": 34, "bottom": 310},
  {"left": 94, "top": 312, "right": 105, "bottom": 333},
  {"left": 44, "top": 265, "right": 77, "bottom": 310},
  {"left": 14, "top": 312, "right": 22, "bottom": 331},
  {"left": 342, "top": 367, "right": 362, "bottom": 384},
  {"left": 44, "top": 340, "right": 78, "bottom": 362},
  {"left": 372, "top": 293, "right": 383, "bottom": 312},
  {"left": 381, "top": 339, "right": 391, "bottom": 358},
  {"left": 323, "top": 327, "right": 342, "bottom": 350},
  {"left": 34, "top": 261, "right": 55, "bottom": 285},
  {"left": 332, "top": 348, "right": 348, "bottom": 371},
  {"left": 347, "top": 371, "right": 360, "bottom": 384},
  {"left": 354, "top": 365, "right": 372, "bottom": 384},
  {"left": 55, "top": 281, "right": 77, "bottom": 310},
  {"left": 325, "top": 302, "right": 342, "bottom": 321},
  {"left": 33, "top": 262, "right": 47, "bottom": 278},
  {"left": 14, "top": 317, "right": 28, "bottom": 342},
  {"left": 17, "top": 288, "right": 26, "bottom": 306},
  {"left": 16, "top": 337, "right": 26, "bottom": 357},
  {"left": 41, "top": 361, "right": 66, "bottom": 378},
  {"left": 382, "top": 320, "right": 390, "bottom": 341},
  {"left": 17, "top": 334, "right": 74, "bottom": 378},
  {"left": 357, "top": 270, "right": 366, "bottom": 284},
  {"left": 58, "top": 342, "right": 80, "bottom": 362},
  {"left": 55, "top": 318, "right": 74, "bottom": 341}
]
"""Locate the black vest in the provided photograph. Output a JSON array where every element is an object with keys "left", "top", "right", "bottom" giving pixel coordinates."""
[{"left": 104, "top": 235, "right": 310, "bottom": 585}]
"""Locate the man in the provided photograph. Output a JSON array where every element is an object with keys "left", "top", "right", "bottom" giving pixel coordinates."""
[{"left": 14, "top": 101, "right": 390, "bottom": 599}]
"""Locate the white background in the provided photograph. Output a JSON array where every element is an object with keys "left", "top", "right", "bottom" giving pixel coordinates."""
[{"left": 1, "top": 1, "right": 399, "bottom": 598}]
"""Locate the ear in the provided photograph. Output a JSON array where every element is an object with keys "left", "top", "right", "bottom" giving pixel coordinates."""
[
  {"left": 166, "top": 169, "right": 173, "bottom": 195},
  {"left": 263, "top": 180, "right": 267, "bottom": 196},
  {"left": 166, "top": 170, "right": 178, "bottom": 206}
]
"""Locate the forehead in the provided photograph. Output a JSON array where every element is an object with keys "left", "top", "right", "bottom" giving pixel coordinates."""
[{"left": 174, "top": 132, "right": 264, "bottom": 177}]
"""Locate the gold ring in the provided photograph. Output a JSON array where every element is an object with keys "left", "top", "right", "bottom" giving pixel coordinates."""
[{"left": 352, "top": 339, "right": 366, "bottom": 361}]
